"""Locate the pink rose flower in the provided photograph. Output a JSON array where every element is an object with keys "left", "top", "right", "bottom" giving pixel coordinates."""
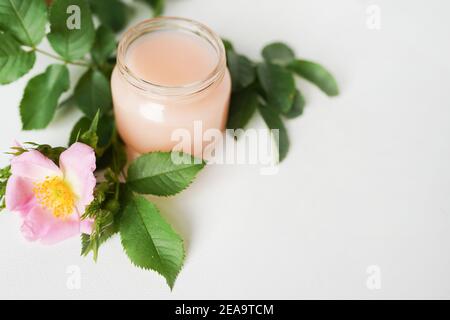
[{"left": 5, "top": 143, "right": 96, "bottom": 244}]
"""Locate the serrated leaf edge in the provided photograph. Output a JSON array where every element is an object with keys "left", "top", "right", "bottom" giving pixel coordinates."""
[
  {"left": 119, "top": 195, "right": 185, "bottom": 289},
  {"left": 127, "top": 151, "right": 206, "bottom": 197}
]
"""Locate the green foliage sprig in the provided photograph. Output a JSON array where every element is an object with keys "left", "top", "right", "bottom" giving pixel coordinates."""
[
  {"left": 0, "top": 165, "right": 11, "bottom": 210},
  {"left": 74, "top": 114, "right": 204, "bottom": 288},
  {"left": 225, "top": 41, "right": 339, "bottom": 161},
  {"left": 0, "top": 118, "right": 204, "bottom": 289},
  {"left": 0, "top": 0, "right": 164, "bottom": 130}
]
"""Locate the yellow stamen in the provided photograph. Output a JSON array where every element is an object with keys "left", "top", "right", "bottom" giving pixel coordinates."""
[{"left": 33, "top": 176, "right": 75, "bottom": 219}]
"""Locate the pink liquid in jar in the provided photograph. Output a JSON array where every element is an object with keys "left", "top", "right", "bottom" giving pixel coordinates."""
[{"left": 111, "top": 17, "right": 231, "bottom": 157}]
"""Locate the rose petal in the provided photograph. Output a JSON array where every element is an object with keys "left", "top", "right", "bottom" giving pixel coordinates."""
[
  {"left": 59, "top": 143, "right": 96, "bottom": 215},
  {"left": 5, "top": 175, "right": 37, "bottom": 216},
  {"left": 80, "top": 218, "right": 94, "bottom": 235},
  {"left": 11, "top": 150, "right": 61, "bottom": 181},
  {"left": 21, "top": 206, "right": 81, "bottom": 245},
  {"left": 20, "top": 206, "right": 53, "bottom": 242}
]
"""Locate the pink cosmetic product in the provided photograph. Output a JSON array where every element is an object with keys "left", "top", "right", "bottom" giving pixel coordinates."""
[{"left": 112, "top": 17, "right": 231, "bottom": 158}]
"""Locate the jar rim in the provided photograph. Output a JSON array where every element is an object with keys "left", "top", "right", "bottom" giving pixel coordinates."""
[{"left": 116, "top": 16, "right": 227, "bottom": 97}]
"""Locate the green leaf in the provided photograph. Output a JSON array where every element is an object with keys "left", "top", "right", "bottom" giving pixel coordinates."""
[
  {"left": 139, "top": 0, "right": 165, "bottom": 16},
  {"left": 80, "top": 111, "right": 99, "bottom": 149},
  {"left": 98, "top": 61, "right": 115, "bottom": 80},
  {"left": 91, "top": 26, "right": 116, "bottom": 65},
  {"left": 81, "top": 219, "right": 116, "bottom": 260},
  {"left": 284, "top": 89, "right": 305, "bottom": 119},
  {"left": 262, "top": 42, "right": 295, "bottom": 66},
  {"left": 258, "top": 103, "right": 290, "bottom": 162},
  {"left": 257, "top": 62, "right": 296, "bottom": 113},
  {"left": 58, "top": 94, "right": 76, "bottom": 109},
  {"left": 69, "top": 116, "right": 90, "bottom": 145},
  {"left": 150, "top": 0, "right": 165, "bottom": 16},
  {"left": 81, "top": 180, "right": 122, "bottom": 261},
  {"left": 69, "top": 113, "right": 114, "bottom": 149},
  {"left": 227, "top": 87, "right": 259, "bottom": 131},
  {"left": 0, "top": 0, "right": 47, "bottom": 46},
  {"left": 288, "top": 59, "right": 339, "bottom": 96},
  {"left": 74, "top": 69, "right": 112, "bottom": 119},
  {"left": 0, "top": 32, "right": 36, "bottom": 84},
  {"left": 89, "top": 0, "right": 130, "bottom": 32},
  {"left": 127, "top": 152, "right": 205, "bottom": 196},
  {"left": 96, "top": 114, "right": 115, "bottom": 148},
  {"left": 20, "top": 64, "right": 70, "bottom": 130},
  {"left": 227, "top": 50, "right": 255, "bottom": 91},
  {"left": 0, "top": 165, "right": 11, "bottom": 210},
  {"left": 35, "top": 144, "right": 66, "bottom": 164},
  {"left": 81, "top": 233, "right": 93, "bottom": 256},
  {"left": 120, "top": 194, "right": 184, "bottom": 289},
  {"left": 96, "top": 132, "right": 127, "bottom": 172},
  {"left": 111, "top": 134, "right": 127, "bottom": 175},
  {"left": 222, "top": 38, "right": 234, "bottom": 52},
  {"left": 47, "top": 0, "right": 95, "bottom": 61}
]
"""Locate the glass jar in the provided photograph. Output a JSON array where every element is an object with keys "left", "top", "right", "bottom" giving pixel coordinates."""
[{"left": 111, "top": 17, "right": 231, "bottom": 157}]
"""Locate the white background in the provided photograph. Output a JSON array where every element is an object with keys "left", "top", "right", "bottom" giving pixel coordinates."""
[{"left": 1, "top": 0, "right": 450, "bottom": 299}]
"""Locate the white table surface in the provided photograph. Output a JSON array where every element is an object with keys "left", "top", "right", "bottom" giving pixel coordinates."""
[{"left": 1, "top": 0, "right": 450, "bottom": 299}]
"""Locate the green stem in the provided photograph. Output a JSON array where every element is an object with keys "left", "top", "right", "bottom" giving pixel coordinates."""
[
  {"left": 114, "top": 180, "right": 120, "bottom": 201},
  {"left": 32, "top": 47, "right": 92, "bottom": 67}
]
